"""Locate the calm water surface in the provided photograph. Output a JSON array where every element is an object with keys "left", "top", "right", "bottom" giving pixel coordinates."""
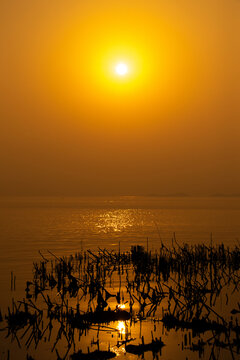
[
  {"left": 0, "top": 196, "right": 240, "bottom": 289},
  {"left": 0, "top": 196, "right": 240, "bottom": 359}
]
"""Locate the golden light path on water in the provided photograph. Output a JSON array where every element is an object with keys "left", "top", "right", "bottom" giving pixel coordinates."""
[
  {"left": 117, "top": 321, "right": 126, "bottom": 335},
  {"left": 95, "top": 210, "right": 135, "bottom": 233},
  {"left": 118, "top": 304, "right": 126, "bottom": 309},
  {"left": 111, "top": 319, "right": 128, "bottom": 357}
]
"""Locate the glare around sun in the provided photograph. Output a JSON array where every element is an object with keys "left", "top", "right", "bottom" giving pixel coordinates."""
[{"left": 115, "top": 63, "right": 128, "bottom": 76}]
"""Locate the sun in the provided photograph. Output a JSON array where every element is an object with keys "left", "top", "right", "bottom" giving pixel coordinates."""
[{"left": 115, "top": 63, "right": 128, "bottom": 76}]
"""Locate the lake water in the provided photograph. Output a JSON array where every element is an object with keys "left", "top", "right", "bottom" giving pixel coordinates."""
[
  {"left": 0, "top": 196, "right": 240, "bottom": 360},
  {"left": 0, "top": 196, "right": 240, "bottom": 292}
]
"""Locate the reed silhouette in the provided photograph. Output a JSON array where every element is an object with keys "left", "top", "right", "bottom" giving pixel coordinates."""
[{"left": 1, "top": 240, "right": 239, "bottom": 359}]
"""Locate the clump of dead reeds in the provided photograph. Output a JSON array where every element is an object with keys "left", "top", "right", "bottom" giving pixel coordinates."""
[{"left": 1, "top": 241, "right": 239, "bottom": 359}]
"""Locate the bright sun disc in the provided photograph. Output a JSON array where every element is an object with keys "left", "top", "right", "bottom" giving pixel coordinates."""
[{"left": 115, "top": 63, "right": 128, "bottom": 76}]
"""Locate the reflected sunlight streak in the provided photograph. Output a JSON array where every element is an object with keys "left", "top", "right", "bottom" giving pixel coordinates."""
[
  {"left": 118, "top": 304, "right": 126, "bottom": 309},
  {"left": 95, "top": 210, "right": 134, "bottom": 233},
  {"left": 117, "top": 321, "right": 126, "bottom": 335}
]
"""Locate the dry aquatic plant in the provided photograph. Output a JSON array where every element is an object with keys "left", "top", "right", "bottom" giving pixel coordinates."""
[{"left": 0, "top": 240, "right": 239, "bottom": 359}]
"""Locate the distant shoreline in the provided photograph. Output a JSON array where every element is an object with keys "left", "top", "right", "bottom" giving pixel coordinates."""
[{"left": 1, "top": 194, "right": 240, "bottom": 199}]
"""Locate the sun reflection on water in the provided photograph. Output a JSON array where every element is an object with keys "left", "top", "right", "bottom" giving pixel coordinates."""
[
  {"left": 110, "top": 346, "right": 126, "bottom": 357},
  {"left": 117, "top": 321, "right": 126, "bottom": 335},
  {"left": 95, "top": 210, "right": 134, "bottom": 233},
  {"left": 118, "top": 304, "right": 126, "bottom": 309}
]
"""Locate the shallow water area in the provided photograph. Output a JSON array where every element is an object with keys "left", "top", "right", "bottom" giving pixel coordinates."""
[
  {"left": 0, "top": 196, "right": 240, "bottom": 359},
  {"left": 1, "top": 243, "right": 240, "bottom": 360}
]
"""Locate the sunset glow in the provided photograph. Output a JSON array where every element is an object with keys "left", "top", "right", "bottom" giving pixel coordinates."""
[
  {"left": 1, "top": 0, "right": 240, "bottom": 198},
  {"left": 115, "top": 63, "right": 128, "bottom": 76},
  {"left": 1, "top": 1, "right": 240, "bottom": 359}
]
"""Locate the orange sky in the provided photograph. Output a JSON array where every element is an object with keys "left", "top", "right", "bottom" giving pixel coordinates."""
[{"left": 0, "top": 0, "right": 240, "bottom": 196}]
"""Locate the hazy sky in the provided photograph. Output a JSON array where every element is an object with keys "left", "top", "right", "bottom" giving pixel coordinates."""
[{"left": 1, "top": 0, "right": 240, "bottom": 196}]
